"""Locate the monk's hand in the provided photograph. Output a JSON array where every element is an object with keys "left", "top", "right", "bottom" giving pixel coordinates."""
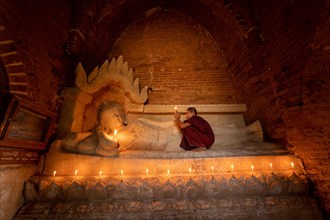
[{"left": 173, "top": 111, "right": 181, "bottom": 120}]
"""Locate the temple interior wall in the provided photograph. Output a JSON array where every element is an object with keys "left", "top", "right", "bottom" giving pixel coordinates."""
[
  {"left": 0, "top": 165, "right": 37, "bottom": 219},
  {"left": 0, "top": 0, "right": 329, "bottom": 219},
  {"left": 108, "top": 9, "right": 238, "bottom": 105}
]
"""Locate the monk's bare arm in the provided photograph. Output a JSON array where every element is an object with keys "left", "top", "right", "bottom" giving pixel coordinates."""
[
  {"left": 173, "top": 111, "right": 191, "bottom": 129},
  {"left": 175, "top": 119, "right": 191, "bottom": 129}
]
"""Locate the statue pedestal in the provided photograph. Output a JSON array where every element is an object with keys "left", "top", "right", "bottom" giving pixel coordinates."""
[
  {"left": 43, "top": 140, "right": 301, "bottom": 177},
  {"left": 15, "top": 141, "right": 323, "bottom": 219}
]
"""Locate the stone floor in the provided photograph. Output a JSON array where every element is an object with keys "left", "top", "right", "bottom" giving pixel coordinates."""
[{"left": 14, "top": 195, "right": 322, "bottom": 220}]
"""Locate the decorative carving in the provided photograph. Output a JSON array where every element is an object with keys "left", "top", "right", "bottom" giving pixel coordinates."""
[
  {"left": 288, "top": 172, "right": 308, "bottom": 194},
  {"left": 139, "top": 181, "right": 154, "bottom": 199},
  {"left": 87, "top": 181, "right": 109, "bottom": 200},
  {"left": 24, "top": 173, "right": 309, "bottom": 203},
  {"left": 162, "top": 180, "right": 178, "bottom": 199},
  {"left": 183, "top": 178, "right": 201, "bottom": 199},
  {"left": 24, "top": 181, "right": 41, "bottom": 202},
  {"left": 245, "top": 175, "right": 267, "bottom": 195},
  {"left": 204, "top": 177, "right": 221, "bottom": 197},
  {"left": 66, "top": 182, "right": 88, "bottom": 201},
  {"left": 40, "top": 182, "right": 64, "bottom": 201},
  {"left": 113, "top": 181, "right": 131, "bottom": 200},
  {"left": 75, "top": 56, "right": 148, "bottom": 104}
]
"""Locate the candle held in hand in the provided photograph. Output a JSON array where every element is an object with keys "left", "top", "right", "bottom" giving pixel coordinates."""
[{"left": 113, "top": 130, "right": 118, "bottom": 141}]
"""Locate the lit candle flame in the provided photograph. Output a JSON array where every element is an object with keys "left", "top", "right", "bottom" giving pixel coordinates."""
[
  {"left": 174, "top": 106, "right": 177, "bottom": 111},
  {"left": 146, "top": 168, "right": 149, "bottom": 176},
  {"left": 113, "top": 130, "right": 118, "bottom": 141},
  {"left": 99, "top": 171, "right": 102, "bottom": 177},
  {"left": 167, "top": 169, "right": 170, "bottom": 176},
  {"left": 251, "top": 165, "right": 254, "bottom": 173},
  {"left": 120, "top": 170, "right": 123, "bottom": 176},
  {"left": 211, "top": 166, "right": 214, "bottom": 173},
  {"left": 231, "top": 164, "right": 234, "bottom": 172},
  {"left": 291, "top": 162, "right": 294, "bottom": 169},
  {"left": 270, "top": 163, "right": 273, "bottom": 170},
  {"left": 53, "top": 171, "right": 56, "bottom": 177},
  {"left": 189, "top": 167, "right": 192, "bottom": 174},
  {"left": 74, "top": 170, "right": 78, "bottom": 176}
]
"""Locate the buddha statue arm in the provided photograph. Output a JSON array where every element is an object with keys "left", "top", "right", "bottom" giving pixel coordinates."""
[
  {"left": 134, "top": 118, "right": 177, "bottom": 129},
  {"left": 95, "top": 131, "right": 119, "bottom": 156}
]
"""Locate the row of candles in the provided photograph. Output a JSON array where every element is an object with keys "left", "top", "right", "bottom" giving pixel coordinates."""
[{"left": 52, "top": 162, "right": 296, "bottom": 179}]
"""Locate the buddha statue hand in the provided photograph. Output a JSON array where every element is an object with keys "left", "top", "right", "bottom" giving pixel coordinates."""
[{"left": 94, "top": 131, "right": 119, "bottom": 156}]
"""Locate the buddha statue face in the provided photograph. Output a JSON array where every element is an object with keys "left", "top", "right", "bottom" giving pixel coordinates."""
[{"left": 100, "top": 106, "right": 127, "bottom": 132}]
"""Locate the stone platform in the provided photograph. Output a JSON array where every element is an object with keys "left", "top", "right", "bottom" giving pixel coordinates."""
[
  {"left": 43, "top": 140, "right": 298, "bottom": 177},
  {"left": 15, "top": 195, "right": 321, "bottom": 220},
  {"left": 14, "top": 141, "right": 324, "bottom": 219}
]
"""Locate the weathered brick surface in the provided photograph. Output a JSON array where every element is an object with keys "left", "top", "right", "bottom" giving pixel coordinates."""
[
  {"left": 109, "top": 9, "right": 238, "bottom": 105},
  {"left": 224, "top": 0, "right": 330, "bottom": 216},
  {"left": 0, "top": 0, "right": 70, "bottom": 110}
]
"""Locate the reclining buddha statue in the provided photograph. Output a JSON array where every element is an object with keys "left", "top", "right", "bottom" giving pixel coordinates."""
[{"left": 62, "top": 102, "right": 263, "bottom": 157}]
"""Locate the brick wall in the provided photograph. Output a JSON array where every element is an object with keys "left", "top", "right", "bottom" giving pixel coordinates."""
[
  {"left": 224, "top": 0, "right": 330, "bottom": 216},
  {"left": 109, "top": 9, "right": 238, "bottom": 105},
  {"left": 0, "top": 0, "right": 70, "bottom": 111}
]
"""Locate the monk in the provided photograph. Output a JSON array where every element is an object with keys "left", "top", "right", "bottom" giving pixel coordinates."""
[{"left": 174, "top": 107, "right": 215, "bottom": 151}]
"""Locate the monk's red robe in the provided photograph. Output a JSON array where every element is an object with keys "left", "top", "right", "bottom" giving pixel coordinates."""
[{"left": 180, "top": 116, "right": 215, "bottom": 150}]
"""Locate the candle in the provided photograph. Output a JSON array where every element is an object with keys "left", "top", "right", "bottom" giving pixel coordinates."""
[
  {"left": 113, "top": 130, "right": 118, "bottom": 141},
  {"left": 167, "top": 169, "right": 170, "bottom": 176},
  {"left": 189, "top": 167, "right": 192, "bottom": 174},
  {"left": 251, "top": 165, "right": 254, "bottom": 173},
  {"left": 174, "top": 106, "right": 177, "bottom": 111},
  {"left": 146, "top": 168, "right": 149, "bottom": 176},
  {"left": 53, "top": 171, "right": 56, "bottom": 177},
  {"left": 211, "top": 166, "right": 214, "bottom": 173},
  {"left": 74, "top": 170, "right": 78, "bottom": 181},
  {"left": 269, "top": 163, "right": 273, "bottom": 171},
  {"left": 120, "top": 170, "right": 123, "bottom": 176},
  {"left": 291, "top": 162, "right": 294, "bottom": 169},
  {"left": 99, "top": 171, "right": 102, "bottom": 177},
  {"left": 231, "top": 164, "right": 234, "bottom": 173}
]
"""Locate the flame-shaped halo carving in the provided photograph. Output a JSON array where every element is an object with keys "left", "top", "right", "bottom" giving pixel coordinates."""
[{"left": 75, "top": 56, "right": 148, "bottom": 104}]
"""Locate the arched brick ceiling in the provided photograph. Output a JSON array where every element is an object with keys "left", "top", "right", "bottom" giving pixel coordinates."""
[{"left": 68, "top": 0, "right": 256, "bottom": 80}]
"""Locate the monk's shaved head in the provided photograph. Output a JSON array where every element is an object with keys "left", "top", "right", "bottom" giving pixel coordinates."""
[{"left": 187, "top": 107, "right": 197, "bottom": 116}]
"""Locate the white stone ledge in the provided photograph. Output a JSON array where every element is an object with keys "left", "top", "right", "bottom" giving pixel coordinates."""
[{"left": 128, "top": 104, "right": 247, "bottom": 113}]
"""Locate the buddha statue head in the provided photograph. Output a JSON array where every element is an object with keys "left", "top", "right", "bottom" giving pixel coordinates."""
[{"left": 98, "top": 102, "right": 127, "bottom": 133}]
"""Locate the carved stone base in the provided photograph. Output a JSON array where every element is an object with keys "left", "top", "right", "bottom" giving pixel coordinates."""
[
  {"left": 15, "top": 138, "right": 323, "bottom": 219},
  {"left": 14, "top": 195, "right": 322, "bottom": 220}
]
